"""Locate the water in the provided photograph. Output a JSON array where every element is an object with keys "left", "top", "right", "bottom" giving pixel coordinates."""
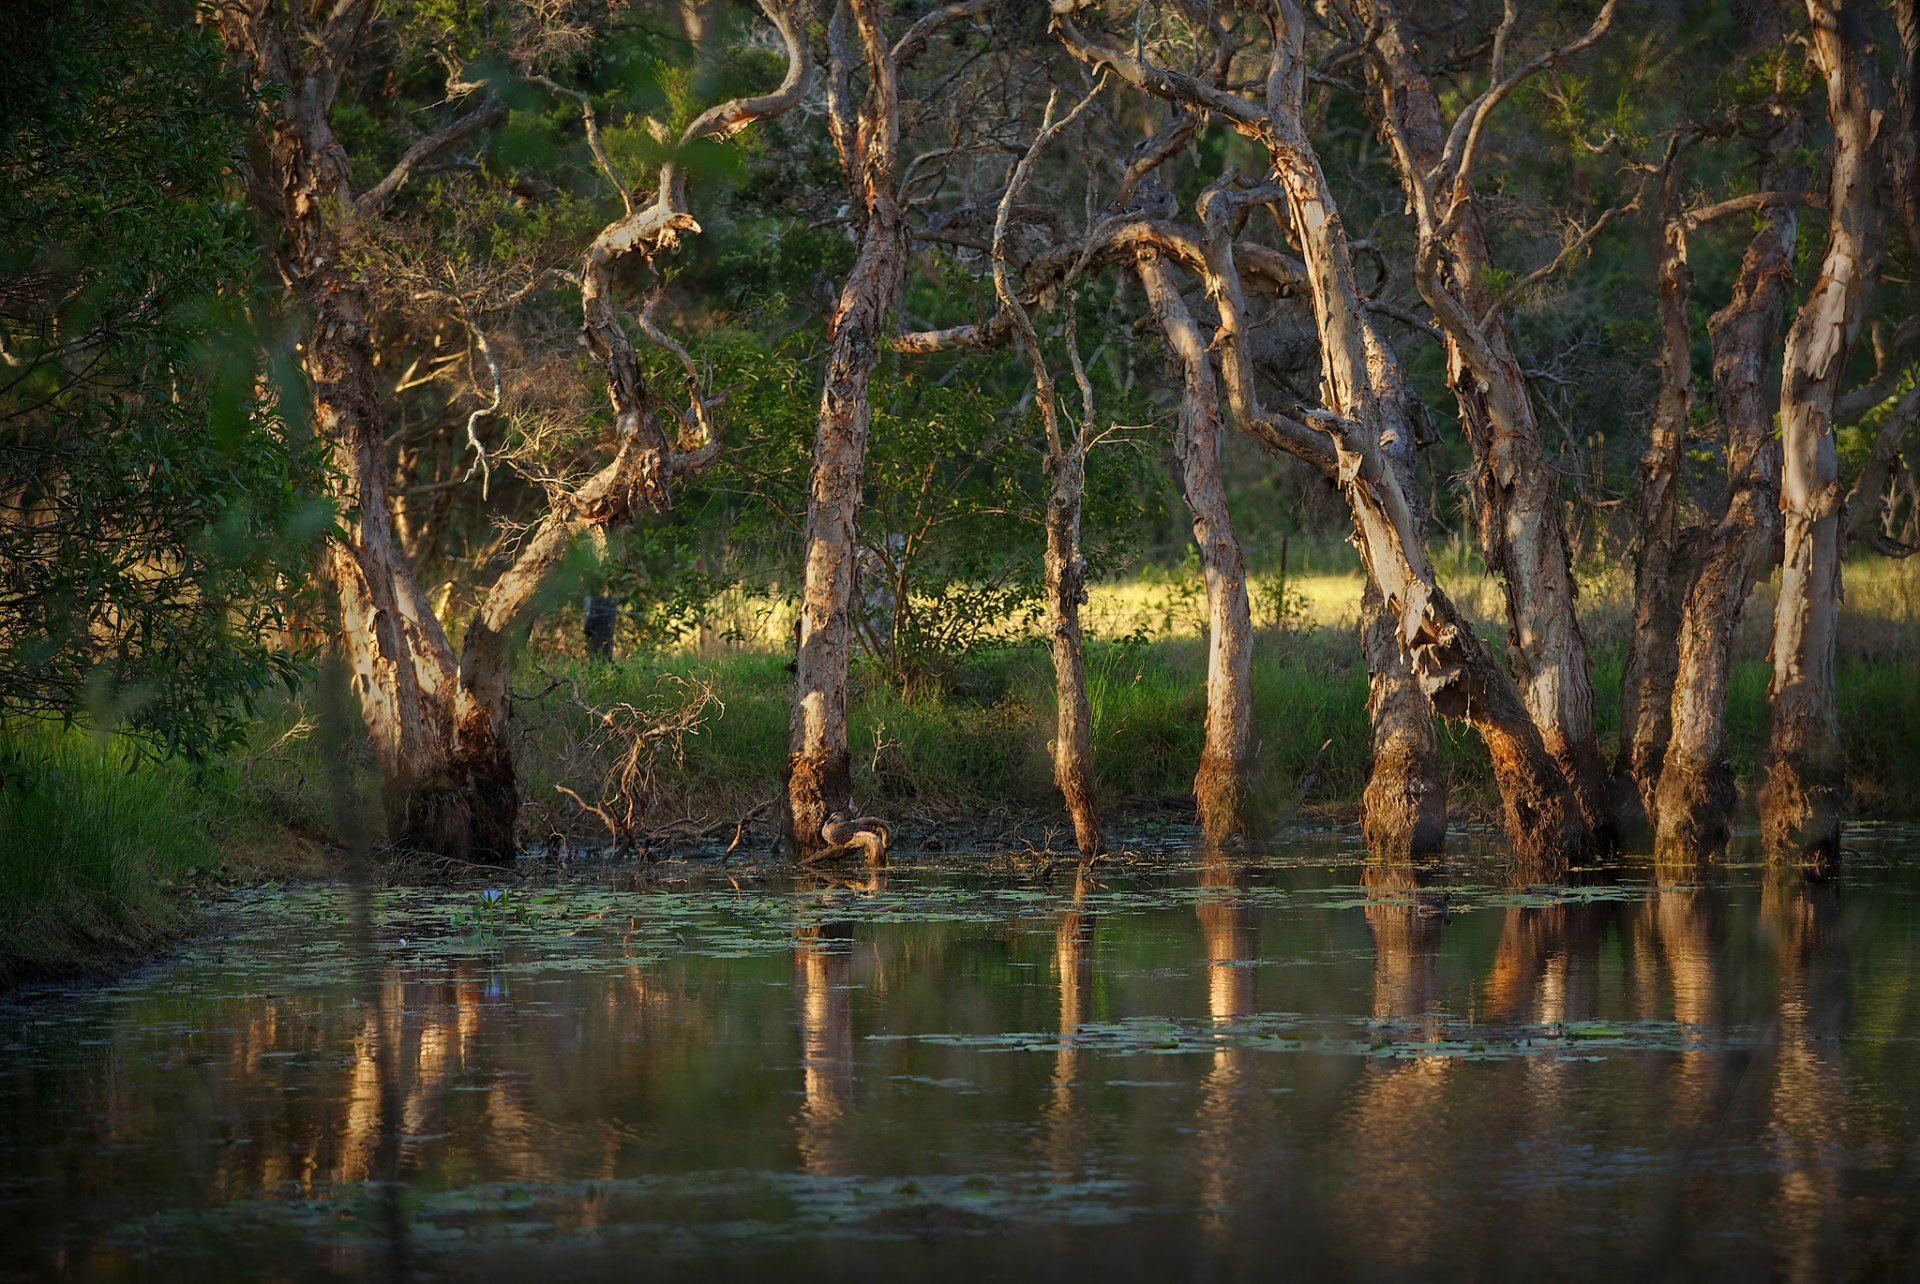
[{"left": 3, "top": 834, "right": 1919, "bottom": 1281}]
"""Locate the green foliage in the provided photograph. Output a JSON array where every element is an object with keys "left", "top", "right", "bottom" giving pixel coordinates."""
[
  {"left": 0, "top": 0, "right": 321, "bottom": 763},
  {"left": 600, "top": 325, "right": 1156, "bottom": 678}
]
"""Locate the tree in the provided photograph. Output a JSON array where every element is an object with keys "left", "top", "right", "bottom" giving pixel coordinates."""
[
  {"left": 0, "top": 0, "right": 313, "bottom": 764},
  {"left": 1760, "top": 0, "right": 1887, "bottom": 864},
  {"left": 216, "top": 0, "right": 802, "bottom": 861}
]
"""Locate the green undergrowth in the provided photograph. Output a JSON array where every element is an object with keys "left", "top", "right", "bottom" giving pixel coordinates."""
[
  {"left": 511, "top": 630, "right": 1920, "bottom": 840},
  {"left": 0, "top": 724, "right": 321, "bottom": 987}
]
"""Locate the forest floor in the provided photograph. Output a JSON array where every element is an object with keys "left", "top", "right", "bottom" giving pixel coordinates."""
[{"left": 5, "top": 558, "right": 1917, "bottom": 988}]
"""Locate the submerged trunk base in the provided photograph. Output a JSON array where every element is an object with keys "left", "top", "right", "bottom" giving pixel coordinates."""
[
  {"left": 384, "top": 773, "right": 517, "bottom": 867},
  {"left": 1195, "top": 753, "right": 1255, "bottom": 849},
  {"left": 1758, "top": 750, "right": 1843, "bottom": 872},
  {"left": 1652, "top": 760, "right": 1737, "bottom": 861},
  {"left": 786, "top": 750, "right": 853, "bottom": 858},
  {"left": 1362, "top": 748, "right": 1447, "bottom": 859}
]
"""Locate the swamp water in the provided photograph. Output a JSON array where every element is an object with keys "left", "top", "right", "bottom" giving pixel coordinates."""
[{"left": 3, "top": 836, "right": 1920, "bottom": 1281}]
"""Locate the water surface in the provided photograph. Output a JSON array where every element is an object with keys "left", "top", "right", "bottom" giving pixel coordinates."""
[{"left": 4, "top": 835, "right": 1919, "bottom": 1280}]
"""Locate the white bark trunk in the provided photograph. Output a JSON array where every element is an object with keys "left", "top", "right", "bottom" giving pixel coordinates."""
[{"left": 1761, "top": 0, "right": 1886, "bottom": 865}]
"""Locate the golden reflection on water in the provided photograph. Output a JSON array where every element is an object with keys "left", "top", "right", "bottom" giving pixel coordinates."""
[
  {"left": 1194, "top": 853, "right": 1261, "bottom": 1237},
  {"left": 1761, "top": 877, "right": 1847, "bottom": 1284},
  {"left": 7, "top": 857, "right": 1916, "bottom": 1280},
  {"left": 1043, "top": 867, "right": 1097, "bottom": 1177},
  {"left": 1335, "top": 859, "right": 1453, "bottom": 1264}
]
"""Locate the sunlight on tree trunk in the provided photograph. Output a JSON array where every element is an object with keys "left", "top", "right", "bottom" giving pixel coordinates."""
[{"left": 1761, "top": 0, "right": 1884, "bottom": 866}]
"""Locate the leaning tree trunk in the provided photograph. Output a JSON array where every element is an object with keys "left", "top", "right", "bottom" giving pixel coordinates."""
[
  {"left": 1055, "top": 2, "right": 1582, "bottom": 867},
  {"left": 1613, "top": 168, "right": 1695, "bottom": 840},
  {"left": 1655, "top": 106, "right": 1804, "bottom": 859},
  {"left": 787, "top": 0, "right": 907, "bottom": 855},
  {"left": 1353, "top": 0, "right": 1613, "bottom": 851},
  {"left": 1760, "top": 0, "right": 1884, "bottom": 866},
  {"left": 1138, "top": 255, "right": 1257, "bottom": 844}
]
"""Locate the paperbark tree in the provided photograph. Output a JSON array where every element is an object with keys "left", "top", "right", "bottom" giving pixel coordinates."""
[
  {"left": 1356, "top": 331, "right": 1447, "bottom": 859},
  {"left": 788, "top": 0, "right": 994, "bottom": 856},
  {"left": 990, "top": 85, "right": 1106, "bottom": 857},
  {"left": 219, "top": 0, "right": 802, "bottom": 862},
  {"left": 1057, "top": 2, "right": 1584, "bottom": 868},
  {"left": 1613, "top": 155, "right": 1696, "bottom": 838},
  {"left": 1760, "top": 0, "right": 1887, "bottom": 865},
  {"left": 1345, "top": 0, "right": 1621, "bottom": 848},
  {"left": 1136, "top": 255, "right": 1258, "bottom": 844},
  {"left": 1656, "top": 104, "right": 1807, "bottom": 858}
]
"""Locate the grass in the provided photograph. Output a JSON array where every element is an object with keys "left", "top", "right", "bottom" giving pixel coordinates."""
[
  {"left": 510, "top": 620, "right": 1920, "bottom": 845},
  {"left": 0, "top": 723, "right": 330, "bottom": 987}
]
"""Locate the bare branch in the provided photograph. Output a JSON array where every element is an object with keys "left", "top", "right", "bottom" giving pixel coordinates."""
[
  {"left": 1437, "top": 0, "right": 1619, "bottom": 220},
  {"left": 1682, "top": 188, "right": 1821, "bottom": 230},
  {"left": 1477, "top": 186, "right": 1644, "bottom": 329},
  {"left": 356, "top": 95, "right": 506, "bottom": 218},
  {"left": 994, "top": 80, "right": 1107, "bottom": 456},
  {"left": 892, "top": 0, "right": 997, "bottom": 67}
]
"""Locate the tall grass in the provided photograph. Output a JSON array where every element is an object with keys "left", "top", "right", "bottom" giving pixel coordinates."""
[
  {"left": 0, "top": 726, "right": 220, "bottom": 983},
  {"left": 509, "top": 622, "right": 1920, "bottom": 843}
]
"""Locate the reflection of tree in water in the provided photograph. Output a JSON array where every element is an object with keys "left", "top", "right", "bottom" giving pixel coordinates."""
[
  {"left": 1042, "top": 868, "right": 1096, "bottom": 1177},
  {"left": 1333, "top": 858, "right": 1452, "bottom": 1265},
  {"left": 1637, "top": 869, "right": 1728, "bottom": 1134},
  {"left": 1761, "top": 877, "right": 1849, "bottom": 1284},
  {"left": 794, "top": 871, "right": 881, "bottom": 1179},
  {"left": 1483, "top": 898, "right": 1613, "bottom": 1026},
  {"left": 1194, "top": 853, "right": 1260, "bottom": 1237}
]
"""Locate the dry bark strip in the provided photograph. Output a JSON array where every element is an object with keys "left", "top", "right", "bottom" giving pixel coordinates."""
[{"left": 1760, "top": 0, "right": 1887, "bottom": 865}]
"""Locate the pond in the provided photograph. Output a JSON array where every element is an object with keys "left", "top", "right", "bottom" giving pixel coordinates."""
[{"left": 3, "top": 833, "right": 1919, "bottom": 1281}]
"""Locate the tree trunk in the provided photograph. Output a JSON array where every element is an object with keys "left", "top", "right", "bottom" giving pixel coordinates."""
[
  {"left": 1359, "top": 320, "right": 1446, "bottom": 857},
  {"left": 1614, "top": 170, "right": 1695, "bottom": 840},
  {"left": 1045, "top": 445, "right": 1103, "bottom": 856},
  {"left": 787, "top": 0, "right": 907, "bottom": 855},
  {"left": 1137, "top": 255, "right": 1257, "bottom": 844},
  {"left": 1761, "top": 0, "right": 1885, "bottom": 866},
  {"left": 1353, "top": 0, "right": 1613, "bottom": 850},
  {"left": 1056, "top": 2, "right": 1584, "bottom": 867},
  {"left": 1360, "top": 581, "right": 1447, "bottom": 857},
  {"left": 217, "top": 10, "right": 480, "bottom": 857},
  {"left": 1655, "top": 104, "right": 1804, "bottom": 859}
]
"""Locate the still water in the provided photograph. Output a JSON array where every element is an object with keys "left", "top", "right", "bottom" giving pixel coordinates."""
[{"left": 3, "top": 835, "right": 1919, "bottom": 1281}]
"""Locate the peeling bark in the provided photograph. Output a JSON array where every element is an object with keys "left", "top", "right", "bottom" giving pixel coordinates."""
[
  {"left": 1656, "top": 105, "right": 1804, "bottom": 860},
  {"left": 788, "top": 0, "right": 910, "bottom": 856},
  {"left": 1349, "top": 0, "right": 1614, "bottom": 850},
  {"left": 1614, "top": 163, "right": 1695, "bottom": 840},
  {"left": 1058, "top": 5, "right": 1581, "bottom": 868},
  {"left": 1360, "top": 581, "right": 1448, "bottom": 858},
  {"left": 1760, "top": 0, "right": 1886, "bottom": 865},
  {"left": 1137, "top": 255, "right": 1257, "bottom": 845}
]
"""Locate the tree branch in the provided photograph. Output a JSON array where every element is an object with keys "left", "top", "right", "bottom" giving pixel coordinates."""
[{"left": 355, "top": 95, "right": 507, "bottom": 218}]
